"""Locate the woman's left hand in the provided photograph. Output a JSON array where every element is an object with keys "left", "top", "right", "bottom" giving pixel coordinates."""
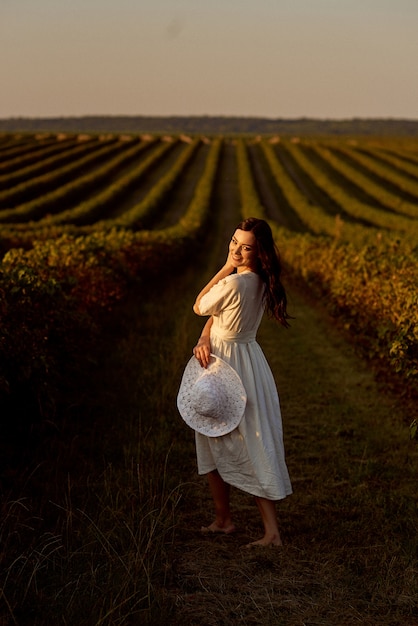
[{"left": 193, "top": 336, "right": 211, "bottom": 368}]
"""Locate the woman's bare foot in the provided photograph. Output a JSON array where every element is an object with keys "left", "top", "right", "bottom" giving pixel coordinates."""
[
  {"left": 201, "top": 521, "right": 236, "bottom": 534},
  {"left": 246, "top": 533, "right": 283, "bottom": 547}
]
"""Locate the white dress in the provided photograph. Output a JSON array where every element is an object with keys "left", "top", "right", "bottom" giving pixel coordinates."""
[{"left": 196, "top": 271, "right": 292, "bottom": 501}]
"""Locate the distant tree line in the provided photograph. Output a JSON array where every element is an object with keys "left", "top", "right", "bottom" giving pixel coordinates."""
[{"left": 1, "top": 115, "right": 418, "bottom": 136}]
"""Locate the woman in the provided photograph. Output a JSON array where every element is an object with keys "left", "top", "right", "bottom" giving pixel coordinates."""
[{"left": 192, "top": 217, "right": 292, "bottom": 547}]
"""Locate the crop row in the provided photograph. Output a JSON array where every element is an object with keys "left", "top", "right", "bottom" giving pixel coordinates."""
[
  {"left": 43, "top": 139, "right": 178, "bottom": 227},
  {"left": 277, "top": 228, "right": 418, "bottom": 385},
  {"left": 305, "top": 145, "right": 417, "bottom": 218},
  {"left": 332, "top": 144, "right": 418, "bottom": 201},
  {"left": 0, "top": 139, "right": 157, "bottom": 224},
  {"left": 320, "top": 144, "right": 418, "bottom": 219},
  {"left": 283, "top": 141, "right": 418, "bottom": 234},
  {"left": 0, "top": 136, "right": 99, "bottom": 190},
  {"left": 360, "top": 146, "right": 418, "bottom": 181},
  {"left": 0, "top": 137, "right": 124, "bottom": 210},
  {"left": 0, "top": 134, "right": 70, "bottom": 162},
  {"left": 259, "top": 140, "right": 383, "bottom": 244},
  {"left": 381, "top": 146, "right": 418, "bottom": 169},
  {"left": 0, "top": 138, "right": 203, "bottom": 249},
  {"left": 0, "top": 136, "right": 84, "bottom": 179}
]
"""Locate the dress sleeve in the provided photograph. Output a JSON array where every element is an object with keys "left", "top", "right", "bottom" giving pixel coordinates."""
[{"left": 198, "top": 274, "right": 240, "bottom": 316}]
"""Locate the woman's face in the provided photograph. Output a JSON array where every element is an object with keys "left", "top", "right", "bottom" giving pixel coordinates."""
[{"left": 229, "top": 229, "right": 258, "bottom": 273}]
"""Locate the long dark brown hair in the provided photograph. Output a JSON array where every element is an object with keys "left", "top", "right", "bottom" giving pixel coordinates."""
[{"left": 237, "top": 217, "right": 290, "bottom": 327}]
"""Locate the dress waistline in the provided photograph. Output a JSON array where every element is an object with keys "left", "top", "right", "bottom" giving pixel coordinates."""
[{"left": 211, "top": 328, "right": 256, "bottom": 344}]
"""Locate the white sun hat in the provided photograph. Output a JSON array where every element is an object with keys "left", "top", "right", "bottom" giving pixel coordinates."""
[{"left": 177, "top": 354, "right": 247, "bottom": 437}]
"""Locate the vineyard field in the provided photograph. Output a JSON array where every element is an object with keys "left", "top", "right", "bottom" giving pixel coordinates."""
[
  {"left": 0, "top": 131, "right": 417, "bottom": 423},
  {"left": 1, "top": 132, "right": 418, "bottom": 242},
  {"left": 1, "top": 130, "right": 418, "bottom": 624}
]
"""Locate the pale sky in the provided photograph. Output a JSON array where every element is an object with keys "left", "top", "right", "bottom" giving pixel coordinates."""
[{"left": 1, "top": 0, "right": 418, "bottom": 119}]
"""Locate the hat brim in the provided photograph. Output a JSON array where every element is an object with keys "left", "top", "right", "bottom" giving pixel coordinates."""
[{"left": 177, "top": 354, "right": 247, "bottom": 437}]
